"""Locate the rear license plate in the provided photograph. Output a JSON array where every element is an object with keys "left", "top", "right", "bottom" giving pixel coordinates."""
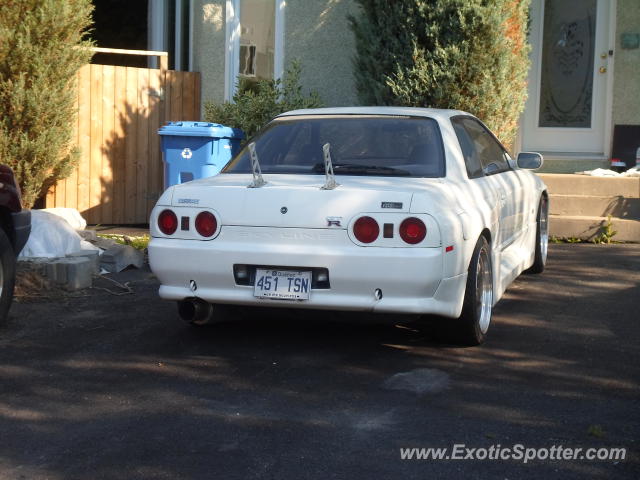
[{"left": 254, "top": 269, "right": 311, "bottom": 300}]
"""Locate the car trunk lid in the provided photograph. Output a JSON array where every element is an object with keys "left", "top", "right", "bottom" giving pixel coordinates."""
[{"left": 170, "top": 174, "right": 418, "bottom": 229}]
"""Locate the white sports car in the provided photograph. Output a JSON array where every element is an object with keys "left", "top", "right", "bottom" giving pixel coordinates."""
[{"left": 149, "top": 107, "right": 548, "bottom": 345}]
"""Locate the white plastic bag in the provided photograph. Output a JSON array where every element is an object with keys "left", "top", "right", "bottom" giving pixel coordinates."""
[
  {"left": 18, "top": 211, "right": 97, "bottom": 259},
  {"left": 41, "top": 207, "right": 88, "bottom": 230}
]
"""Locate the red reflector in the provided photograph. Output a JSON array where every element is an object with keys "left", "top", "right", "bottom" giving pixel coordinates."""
[
  {"left": 446, "top": 245, "right": 454, "bottom": 252},
  {"left": 158, "top": 209, "right": 178, "bottom": 235},
  {"left": 399, "top": 217, "right": 427, "bottom": 244},
  {"left": 353, "top": 216, "right": 379, "bottom": 244},
  {"left": 195, "top": 211, "right": 217, "bottom": 237}
]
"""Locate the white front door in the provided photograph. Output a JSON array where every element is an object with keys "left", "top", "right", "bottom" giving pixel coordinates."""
[{"left": 521, "top": 0, "right": 613, "bottom": 154}]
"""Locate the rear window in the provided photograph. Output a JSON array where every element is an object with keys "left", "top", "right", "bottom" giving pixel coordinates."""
[{"left": 222, "top": 115, "right": 445, "bottom": 177}]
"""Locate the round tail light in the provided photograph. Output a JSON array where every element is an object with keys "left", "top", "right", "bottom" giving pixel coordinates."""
[
  {"left": 399, "top": 217, "right": 426, "bottom": 244},
  {"left": 353, "top": 216, "right": 379, "bottom": 244},
  {"left": 158, "top": 209, "right": 178, "bottom": 235},
  {"left": 195, "top": 211, "right": 217, "bottom": 237}
]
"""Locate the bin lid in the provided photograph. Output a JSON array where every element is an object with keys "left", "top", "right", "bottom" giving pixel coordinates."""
[{"left": 158, "top": 121, "right": 244, "bottom": 139}]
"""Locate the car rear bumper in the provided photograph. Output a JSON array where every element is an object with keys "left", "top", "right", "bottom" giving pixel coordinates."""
[
  {"left": 11, "top": 209, "right": 31, "bottom": 257},
  {"left": 149, "top": 226, "right": 466, "bottom": 318}
]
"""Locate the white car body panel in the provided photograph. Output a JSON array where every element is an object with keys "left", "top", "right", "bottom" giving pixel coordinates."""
[{"left": 148, "top": 107, "right": 546, "bottom": 319}]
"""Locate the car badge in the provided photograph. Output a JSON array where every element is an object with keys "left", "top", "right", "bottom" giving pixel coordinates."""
[
  {"left": 381, "top": 202, "right": 403, "bottom": 209},
  {"left": 280, "top": 207, "right": 288, "bottom": 214},
  {"left": 177, "top": 198, "right": 200, "bottom": 205},
  {"left": 327, "top": 217, "right": 342, "bottom": 227}
]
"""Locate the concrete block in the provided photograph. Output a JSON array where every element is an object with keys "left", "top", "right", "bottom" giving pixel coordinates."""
[
  {"left": 67, "top": 250, "right": 100, "bottom": 275},
  {"left": 100, "top": 244, "right": 144, "bottom": 273},
  {"left": 549, "top": 194, "right": 640, "bottom": 220},
  {"left": 46, "top": 260, "right": 67, "bottom": 284},
  {"left": 78, "top": 229, "right": 98, "bottom": 242},
  {"left": 549, "top": 215, "right": 640, "bottom": 242},
  {"left": 45, "top": 257, "right": 93, "bottom": 290},
  {"left": 94, "top": 237, "right": 119, "bottom": 250},
  {"left": 538, "top": 174, "right": 640, "bottom": 198},
  {"left": 18, "top": 257, "right": 54, "bottom": 277},
  {"left": 65, "top": 257, "right": 93, "bottom": 291}
]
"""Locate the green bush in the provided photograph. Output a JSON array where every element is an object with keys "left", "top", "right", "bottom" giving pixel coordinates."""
[
  {"left": 349, "top": 0, "right": 530, "bottom": 147},
  {"left": 204, "top": 61, "right": 323, "bottom": 140},
  {"left": 0, "top": 0, "right": 93, "bottom": 208}
]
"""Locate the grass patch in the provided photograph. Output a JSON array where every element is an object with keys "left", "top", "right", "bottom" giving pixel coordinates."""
[
  {"left": 550, "top": 216, "right": 620, "bottom": 244},
  {"left": 98, "top": 234, "right": 150, "bottom": 251},
  {"left": 550, "top": 236, "right": 586, "bottom": 244}
]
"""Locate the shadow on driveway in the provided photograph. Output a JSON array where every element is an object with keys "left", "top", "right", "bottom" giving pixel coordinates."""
[{"left": 1, "top": 244, "right": 638, "bottom": 479}]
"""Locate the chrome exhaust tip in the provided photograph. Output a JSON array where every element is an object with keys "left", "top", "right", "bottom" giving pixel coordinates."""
[{"left": 177, "top": 298, "right": 213, "bottom": 325}]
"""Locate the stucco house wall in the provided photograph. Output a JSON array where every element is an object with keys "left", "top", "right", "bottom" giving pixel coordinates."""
[
  {"left": 191, "top": 1, "right": 227, "bottom": 107},
  {"left": 285, "top": 0, "right": 359, "bottom": 107}
]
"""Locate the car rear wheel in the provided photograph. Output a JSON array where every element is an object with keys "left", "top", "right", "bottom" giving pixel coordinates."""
[
  {"left": 526, "top": 195, "right": 548, "bottom": 274},
  {"left": 0, "top": 228, "right": 17, "bottom": 326},
  {"left": 434, "top": 235, "right": 493, "bottom": 346}
]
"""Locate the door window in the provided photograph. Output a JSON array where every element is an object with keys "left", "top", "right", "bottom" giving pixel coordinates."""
[
  {"left": 539, "top": 0, "right": 597, "bottom": 128},
  {"left": 452, "top": 118, "right": 483, "bottom": 178},
  {"left": 452, "top": 117, "right": 509, "bottom": 176}
]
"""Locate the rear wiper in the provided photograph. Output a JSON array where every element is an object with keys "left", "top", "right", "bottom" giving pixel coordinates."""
[{"left": 328, "top": 163, "right": 411, "bottom": 176}]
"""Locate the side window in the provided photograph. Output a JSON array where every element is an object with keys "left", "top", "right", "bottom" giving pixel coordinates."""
[
  {"left": 460, "top": 118, "right": 509, "bottom": 175},
  {"left": 451, "top": 118, "right": 483, "bottom": 179}
]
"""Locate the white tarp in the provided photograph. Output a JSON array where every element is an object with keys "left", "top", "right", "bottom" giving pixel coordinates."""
[
  {"left": 40, "top": 207, "right": 88, "bottom": 230},
  {"left": 18, "top": 210, "right": 98, "bottom": 259}
]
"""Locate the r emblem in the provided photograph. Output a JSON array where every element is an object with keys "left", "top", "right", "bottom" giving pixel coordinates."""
[{"left": 326, "top": 217, "right": 342, "bottom": 227}]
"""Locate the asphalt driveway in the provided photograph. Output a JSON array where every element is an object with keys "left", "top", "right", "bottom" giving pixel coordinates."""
[{"left": 1, "top": 244, "right": 639, "bottom": 479}]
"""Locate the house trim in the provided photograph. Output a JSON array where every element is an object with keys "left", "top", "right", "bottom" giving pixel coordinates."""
[
  {"left": 188, "top": 0, "right": 195, "bottom": 71},
  {"left": 603, "top": 0, "right": 617, "bottom": 157},
  {"left": 274, "top": 0, "right": 286, "bottom": 83},
  {"left": 174, "top": 0, "right": 183, "bottom": 70},
  {"left": 224, "top": 0, "right": 240, "bottom": 100},
  {"left": 148, "top": 0, "right": 167, "bottom": 68}
]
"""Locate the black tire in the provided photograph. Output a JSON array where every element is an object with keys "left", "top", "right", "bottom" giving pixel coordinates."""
[
  {"left": 435, "top": 236, "right": 493, "bottom": 346},
  {"left": 526, "top": 195, "right": 548, "bottom": 274},
  {"left": 0, "top": 228, "right": 16, "bottom": 326}
]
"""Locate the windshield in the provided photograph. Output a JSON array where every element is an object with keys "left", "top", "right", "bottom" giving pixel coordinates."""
[{"left": 222, "top": 115, "right": 445, "bottom": 177}]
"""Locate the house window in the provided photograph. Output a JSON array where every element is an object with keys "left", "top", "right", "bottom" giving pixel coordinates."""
[
  {"left": 239, "top": 0, "right": 275, "bottom": 80},
  {"left": 225, "top": 0, "right": 284, "bottom": 100}
]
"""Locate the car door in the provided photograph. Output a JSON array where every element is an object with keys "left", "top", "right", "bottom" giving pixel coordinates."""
[{"left": 452, "top": 117, "right": 520, "bottom": 251}]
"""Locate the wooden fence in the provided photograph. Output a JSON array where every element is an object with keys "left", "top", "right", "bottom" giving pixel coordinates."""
[{"left": 45, "top": 49, "right": 201, "bottom": 224}]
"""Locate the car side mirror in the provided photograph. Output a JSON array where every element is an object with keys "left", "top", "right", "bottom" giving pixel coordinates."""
[{"left": 517, "top": 152, "right": 543, "bottom": 170}]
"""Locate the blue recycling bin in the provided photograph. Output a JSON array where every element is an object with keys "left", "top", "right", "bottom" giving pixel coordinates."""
[{"left": 158, "top": 121, "right": 244, "bottom": 189}]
